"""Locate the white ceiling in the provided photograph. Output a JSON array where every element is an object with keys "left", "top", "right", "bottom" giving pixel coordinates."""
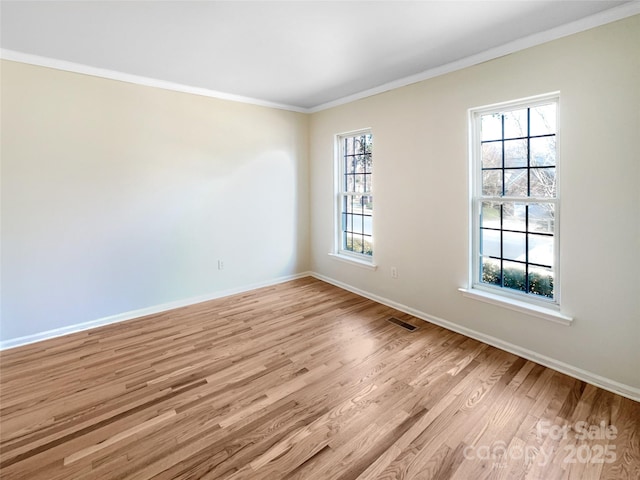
[{"left": 1, "top": 1, "right": 637, "bottom": 111}]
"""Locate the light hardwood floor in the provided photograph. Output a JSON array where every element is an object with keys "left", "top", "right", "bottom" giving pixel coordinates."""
[{"left": 1, "top": 277, "right": 638, "bottom": 479}]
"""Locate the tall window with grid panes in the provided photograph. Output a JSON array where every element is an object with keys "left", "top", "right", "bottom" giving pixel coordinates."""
[
  {"left": 336, "top": 130, "right": 373, "bottom": 261},
  {"left": 470, "top": 95, "right": 559, "bottom": 304}
]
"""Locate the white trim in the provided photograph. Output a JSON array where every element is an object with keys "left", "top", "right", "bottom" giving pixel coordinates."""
[
  {"left": 3, "top": 4, "right": 637, "bottom": 114},
  {"left": 458, "top": 288, "right": 572, "bottom": 326},
  {"left": 469, "top": 92, "right": 562, "bottom": 116},
  {"left": 334, "top": 129, "right": 375, "bottom": 264},
  {"left": 0, "top": 272, "right": 311, "bottom": 351},
  {"left": 2, "top": 271, "right": 637, "bottom": 401},
  {"left": 328, "top": 253, "right": 377, "bottom": 270},
  {"left": 310, "top": 272, "right": 639, "bottom": 402},
  {"left": 0, "top": 49, "right": 308, "bottom": 114},
  {"left": 308, "top": 3, "right": 640, "bottom": 113},
  {"left": 468, "top": 93, "right": 562, "bottom": 310}
]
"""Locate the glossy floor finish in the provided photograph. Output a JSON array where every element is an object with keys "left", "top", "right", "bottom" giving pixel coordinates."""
[{"left": 1, "top": 277, "right": 638, "bottom": 479}]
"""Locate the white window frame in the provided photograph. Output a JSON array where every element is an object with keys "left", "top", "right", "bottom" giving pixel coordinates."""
[
  {"left": 330, "top": 128, "right": 376, "bottom": 268},
  {"left": 462, "top": 93, "right": 572, "bottom": 325}
]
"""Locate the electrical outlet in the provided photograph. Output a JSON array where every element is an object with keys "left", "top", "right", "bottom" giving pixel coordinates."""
[
  {"left": 218, "top": 260, "right": 224, "bottom": 270},
  {"left": 391, "top": 266, "right": 398, "bottom": 279}
]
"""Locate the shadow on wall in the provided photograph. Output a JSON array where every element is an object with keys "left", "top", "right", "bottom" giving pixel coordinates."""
[{"left": 1, "top": 149, "right": 301, "bottom": 342}]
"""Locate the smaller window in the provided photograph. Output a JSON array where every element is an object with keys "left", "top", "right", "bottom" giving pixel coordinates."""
[{"left": 335, "top": 130, "right": 373, "bottom": 262}]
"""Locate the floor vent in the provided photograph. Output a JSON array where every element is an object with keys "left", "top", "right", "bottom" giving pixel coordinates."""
[{"left": 387, "top": 317, "right": 418, "bottom": 332}]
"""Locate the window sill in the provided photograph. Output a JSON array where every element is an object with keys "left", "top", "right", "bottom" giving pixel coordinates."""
[
  {"left": 328, "top": 253, "right": 378, "bottom": 270},
  {"left": 458, "top": 288, "right": 573, "bottom": 326}
]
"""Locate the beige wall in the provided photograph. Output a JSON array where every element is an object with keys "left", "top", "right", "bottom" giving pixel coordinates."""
[
  {"left": 1, "top": 60, "right": 309, "bottom": 341},
  {"left": 309, "top": 16, "right": 640, "bottom": 390},
  {"left": 2, "top": 15, "right": 638, "bottom": 393}
]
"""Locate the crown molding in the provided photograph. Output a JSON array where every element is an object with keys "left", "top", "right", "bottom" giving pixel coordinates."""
[
  {"left": 0, "top": 49, "right": 309, "bottom": 114},
  {"left": 2, "top": 2, "right": 638, "bottom": 114},
  {"left": 308, "top": 2, "right": 640, "bottom": 113}
]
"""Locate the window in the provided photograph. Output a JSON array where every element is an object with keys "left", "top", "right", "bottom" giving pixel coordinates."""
[
  {"left": 335, "top": 129, "right": 373, "bottom": 263},
  {"left": 469, "top": 94, "right": 559, "bottom": 305}
]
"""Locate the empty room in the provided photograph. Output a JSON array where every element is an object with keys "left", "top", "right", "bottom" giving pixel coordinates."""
[{"left": 1, "top": 1, "right": 639, "bottom": 479}]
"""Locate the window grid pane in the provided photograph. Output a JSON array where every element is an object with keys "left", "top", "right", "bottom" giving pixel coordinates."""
[
  {"left": 339, "top": 132, "right": 373, "bottom": 257},
  {"left": 477, "top": 101, "right": 557, "bottom": 300},
  {"left": 479, "top": 201, "right": 555, "bottom": 298}
]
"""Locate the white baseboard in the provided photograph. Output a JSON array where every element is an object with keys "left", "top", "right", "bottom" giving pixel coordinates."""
[
  {"left": 310, "top": 272, "right": 640, "bottom": 403},
  {"left": 0, "top": 272, "right": 312, "bottom": 351},
  {"left": 3, "top": 270, "right": 637, "bottom": 402}
]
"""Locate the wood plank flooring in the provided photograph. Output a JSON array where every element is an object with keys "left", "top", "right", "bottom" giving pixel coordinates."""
[{"left": 1, "top": 277, "right": 638, "bottom": 479}]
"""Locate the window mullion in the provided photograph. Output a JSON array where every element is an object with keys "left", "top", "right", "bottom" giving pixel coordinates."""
[
  {"left": 472, "top": 95, "right": 558, "bottom": 304},
  {"left": 336, "top": 130, "right": 373, "bottom": 260}
]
